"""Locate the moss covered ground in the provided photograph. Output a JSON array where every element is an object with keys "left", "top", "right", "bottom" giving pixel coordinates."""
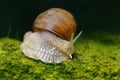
[{"left": 0, "top": 31, "right": 120, "bottom": 80}]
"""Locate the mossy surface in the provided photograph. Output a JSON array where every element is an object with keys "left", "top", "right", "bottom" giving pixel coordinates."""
[{"left": 0, "top": 32, "right": 120, "bottom": 80}]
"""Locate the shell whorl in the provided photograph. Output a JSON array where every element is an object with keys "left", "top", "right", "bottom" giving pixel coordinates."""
[
  {"left": 20, "top": 31, "right": 74, "bottom": 63},
  {"left": 33, "top": 8, "right": 76, "bottom": 41}
]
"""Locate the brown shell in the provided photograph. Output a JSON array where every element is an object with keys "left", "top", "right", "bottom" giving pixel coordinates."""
[{"left": 33, "top": 8, "right": 76, "bottom": 41}]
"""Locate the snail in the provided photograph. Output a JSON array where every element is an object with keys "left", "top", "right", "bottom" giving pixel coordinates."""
[{"left": 20, "top": 8, "right": 82, "bottom": 63}]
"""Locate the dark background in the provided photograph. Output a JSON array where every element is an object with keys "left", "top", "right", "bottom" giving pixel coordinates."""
[{"left": 0, "top": 0, "right": 120, "bottom": 39}]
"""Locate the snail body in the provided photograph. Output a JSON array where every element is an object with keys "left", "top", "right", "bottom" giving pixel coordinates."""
[
  {"left": 20, "top": 8, "right": 82, "bottom": 63},
  {"left": 21, "top": 31, "right": 74, "bottom": 63}
]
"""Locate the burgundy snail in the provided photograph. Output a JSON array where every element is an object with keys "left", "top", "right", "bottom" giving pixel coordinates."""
[{"left": 20, "top": 8, "right": 82, "bottom": 63}]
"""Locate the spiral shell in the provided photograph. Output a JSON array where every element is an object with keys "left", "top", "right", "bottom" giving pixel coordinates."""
[
  {"left": 33, "top": 8, "right": 76, "bottom": 41},
  {"left": 20, "top": 31, "right": 74, "bottom": 63}
]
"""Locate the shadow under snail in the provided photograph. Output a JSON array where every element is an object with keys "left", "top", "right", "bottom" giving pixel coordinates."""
[{"left": 20, "top": 8, "right": 82, "bottom": 63}]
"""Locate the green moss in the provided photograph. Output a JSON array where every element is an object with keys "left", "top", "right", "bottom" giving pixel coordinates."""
[{"left": 0, "top": 32, "right": 120, "bottom": 80}]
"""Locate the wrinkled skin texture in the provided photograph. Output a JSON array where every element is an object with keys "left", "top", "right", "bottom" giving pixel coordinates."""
[{"left": 20, "top": 31, "right": 74, "bottom": 63}]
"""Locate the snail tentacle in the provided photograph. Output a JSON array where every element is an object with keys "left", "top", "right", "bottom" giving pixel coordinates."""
[{"left": 72, "top": 30, "right": 83, "bottom": 44}]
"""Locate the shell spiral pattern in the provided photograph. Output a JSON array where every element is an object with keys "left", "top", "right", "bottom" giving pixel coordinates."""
[{"left": 33, "top": 8, "right": 77, "bottom": 41}]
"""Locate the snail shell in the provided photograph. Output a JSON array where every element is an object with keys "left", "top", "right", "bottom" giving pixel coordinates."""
[
  {"left": 33, "top": 8, "right": 76, "bottom": 41},
  {"left": 20, "top": 31, "right": 74, "bottom": 63}
]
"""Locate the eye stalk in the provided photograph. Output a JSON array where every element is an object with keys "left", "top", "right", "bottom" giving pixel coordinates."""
[{"left": 71, "top": 30, "right": 83, "bottom": 44}]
